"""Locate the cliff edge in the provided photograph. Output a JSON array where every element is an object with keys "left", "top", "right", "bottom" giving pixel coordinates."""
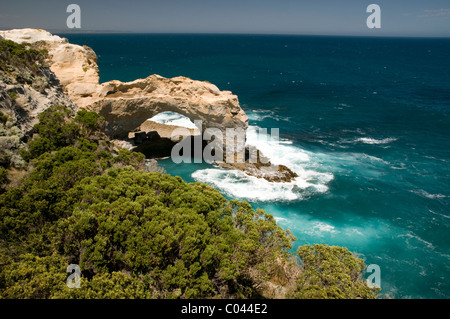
[
  {"left": 0, "top": 29, "right": 296, "bottom": 183},
  {"left": 0, "top": 29, "right": 248, "bottom": 142}
]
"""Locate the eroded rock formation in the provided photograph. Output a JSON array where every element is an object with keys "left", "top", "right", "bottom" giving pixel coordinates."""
[
  {"left": 0, "top": 29, "right": 248, "bottom": 142},
  {"left": 88, "top": 75, "right": 248, "bottom": 141},
  {"left": 0, "top": 29, "right": 77, "bottom": 135},
  {"left": 0, "top": 29, "right": 296, "bottom": 183}
]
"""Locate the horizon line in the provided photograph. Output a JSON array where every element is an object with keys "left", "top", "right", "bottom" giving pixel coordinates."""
[
  {"left": 51, "top": 30, "right": 450, "bottom": 39},
  {"left": 1, "top": 27, "right": 449, "bottom": 39}
]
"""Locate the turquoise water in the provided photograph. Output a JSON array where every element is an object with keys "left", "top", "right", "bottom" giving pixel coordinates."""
[{"left": 61, "top": 34, "right": 450, "bottom": 299}]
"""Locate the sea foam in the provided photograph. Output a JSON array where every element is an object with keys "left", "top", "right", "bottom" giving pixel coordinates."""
[
  {"left": 191, "top": 125, "right": 334, "bottom": 202},
  {"left": 355, "top": 137, "right": 397, "bottom": 145},
  {"left": 148, "top": 111, "right": 198, "bottom": 129}
]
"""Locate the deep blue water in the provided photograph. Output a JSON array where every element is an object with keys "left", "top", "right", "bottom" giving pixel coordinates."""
[{"left": 60, "top": 33, "right": 450, "bottom": 299}]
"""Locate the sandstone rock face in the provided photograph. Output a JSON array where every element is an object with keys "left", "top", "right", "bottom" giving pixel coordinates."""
[
  {"left": 0, "top": 73, "right": 77, "bottom": 135},
  {"left": 88, "top": 75, "right": 248, "bottom": 140},
  {"left": 0, "top": 29, "right": 77, "bottom": 134},
  {"left": 0, "top": 29, "right": 298, "bottom": 183},
  {"left": 0, "top": 29, "right": 248, "bottom": 144},
  {"left": 49, "top": 43, "right": 100, "bottom": 101},
  {"left": 0, "top": 29, "right": 100, "bottom": 105}
]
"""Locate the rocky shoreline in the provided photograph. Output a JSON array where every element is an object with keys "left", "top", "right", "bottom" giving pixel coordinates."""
[
  {"left": 217, "top": 146, "right": 298, "bottom": 183},
  {"left": 0, "top": 28, "right": 298, "bottom": 183}
]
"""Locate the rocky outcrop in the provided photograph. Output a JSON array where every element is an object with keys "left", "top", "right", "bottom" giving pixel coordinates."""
[
  {"left": 0, "top": 28, "right": 100, "bottom": 106},
  {"left": 217, "top": 145, "right": 298, "bottom": 183},
  {"left": 87, "top": 75, "right": 248, "bottom": 141},
  {"left": 219, "top": 160, "right": 299, "bottom": 183},
  {"left": 0, "top": 72, "right": 77, "bottom": 135},
  {"left": 0, "top": 30, "right": 77, "bottom": 135},
  {"left": 0, "top": 29, "right": 248, "bottom": 145},
  {"left": 138, "top": 120, "right": 200, "bottom": 140},
  {"left": 0, "top": 28, "right": 65, "bottom": 44},
  {"left": 0, "top": 29, "right": 297, "bottom": 183}
]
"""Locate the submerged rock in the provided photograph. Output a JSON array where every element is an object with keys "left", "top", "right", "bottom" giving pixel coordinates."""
[{"left": 217, "top": 146, "right": 298, "bottom": 183}]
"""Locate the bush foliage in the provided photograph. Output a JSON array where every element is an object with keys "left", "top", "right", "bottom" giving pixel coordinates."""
[
  {"left": 288, "top": 244, "right": 378, "bottom": 299},
  {"left": 0, "top": 39, "right": 48, "bottom": 79},
  {"left": 0, "top": 105, "right": 378, "bottom": 299}
]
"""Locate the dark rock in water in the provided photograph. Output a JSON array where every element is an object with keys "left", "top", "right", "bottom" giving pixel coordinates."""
[
  {"left": 133, "top": 137, "right": 176, "bottom": 159},
  {"left": 146, "top": 130, "right": 160, "bottom": 141},
  {"left": 132, "top": 130, "right": 161, "bottom": 144},
  {"left": 133, "top": 131, "right": 147, "bottom": 144},
  {"left": 217, "top": 146, "right": 298, "bottom": 183},
  {"left": 130, "top": 129, "right": 177, "bottom": 158}
]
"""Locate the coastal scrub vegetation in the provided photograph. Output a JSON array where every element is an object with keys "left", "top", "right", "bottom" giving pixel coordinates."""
[
  {"left": 0, "top": 105, "right": 378, "bottom": 299},
  {"left": 288, "top": 244, "right": 378, "bottom": 299},
  {"left": 0, "top": 39, "right": 48, "bottom": 80},
  {"left": 0, "top": 110, "right": 27, "bottom": 190}
]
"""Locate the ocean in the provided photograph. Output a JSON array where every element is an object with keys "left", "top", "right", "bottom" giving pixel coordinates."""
[{"left": 60, "top": 33, "right": 450, "bottom": 299}]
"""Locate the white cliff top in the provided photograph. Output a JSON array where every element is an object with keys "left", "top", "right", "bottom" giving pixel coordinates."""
[{"left": 0, "top": 28, "right": 67, "bottom": 44}]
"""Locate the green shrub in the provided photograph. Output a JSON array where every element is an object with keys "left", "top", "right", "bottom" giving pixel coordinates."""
[
  {"left": 7, "top": 91, "right": 16, "bottom": 101},
  {"left": 0, "top": 39, "right": 48, "bottom": 78},
  {"left": 25, "top": 137, "right": 52, "bottom": 160},
  {"left": 0, "top": 253, "right": 68, "bottom": 299},
  {"left": 0, "top": 167, "right": 7, "bottom": 188},
  {"left": 0, "top": 103, "right": 378, "bottom": 299},
  {"left": 114, "top": 148, "right": 145, "bottom": 169},
  {"left": 75, "top": 109, "right": 105, "bottom": 138},
  {"left": 287, "top": 244, "right": 379, "bottom": 299},
  {"left": 33, "top": 105, "right": 79, "bottom": 148},
  {"left": 0, "top": 112, "right": 8, "bottom": 125}
]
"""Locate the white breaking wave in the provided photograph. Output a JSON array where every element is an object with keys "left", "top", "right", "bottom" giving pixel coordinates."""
[
  {"left": 246, "top": 110, "right": 291, "bottom": 123},
  {"left": 148, "top": 111, "right": 198, "bottom": 129},
  {"left": 355, "top": 137, "right": 397, "bottom": 145},
  {"left": 274, "top": 216, "right": 287, "bottom": 223},
  {"left": 301, "top": 221, "right": 339, "bottom": 238},
  {"left": 429, "top": 210, "right": 450, "bottom": 219},
  {"left": 398, "top": 232, "right": 435, "bottom": 250},
  {"left": 411, "top": 189, "right": 448, "bottom": 200},
  {"left": 339, "top": 137, "right": 397, "bottom": 145},
  {"left": 312, "top": 222, "right": 337, "bottom": 234},
  {"left": 192, "top": 168, "right": 306, "bottom": 201},
  {"left": 191, "top": 125, "right": 334, "bottom": 202}
]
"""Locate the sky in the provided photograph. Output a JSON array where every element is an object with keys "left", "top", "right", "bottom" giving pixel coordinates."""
[{"left": 0, "top": 0, "right": 450, "bottom": 37}]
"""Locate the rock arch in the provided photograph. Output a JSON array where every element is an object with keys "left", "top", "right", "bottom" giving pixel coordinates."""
[
  {"left": 86, "top": 75, "right": 248, "bottom": 142},
  {"left": 0, "top": 29, "right": 248, "bottom": 145},
  {"left": 0, "top": 28, "right": 296, "bottom": 182}
]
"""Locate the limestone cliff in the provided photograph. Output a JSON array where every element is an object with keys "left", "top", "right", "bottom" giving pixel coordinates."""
[
  {"left": 0, "top": 28, "right": 99, "bottom": 105},
  {"left": 0, "top": 29, "right": 248, "bottom": 143},
  {"left": 0, "top": 30, "right": 77, "bottom": 135},
  {"left": 0, "top": 29, "right": 296, "bottom": 183},
  {"left": 88, "top": 75, "right": 247, "bottom": 141}
]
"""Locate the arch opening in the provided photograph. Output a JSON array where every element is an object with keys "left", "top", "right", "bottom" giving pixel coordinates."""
[{"left": 127, "top": 111, "right": 201, "bottom": 159}]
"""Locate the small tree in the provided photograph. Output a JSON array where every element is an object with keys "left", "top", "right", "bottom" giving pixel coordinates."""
[
  {"left": 0, "top": 167, "right": 7, "bottom": 190},
  {"left": 74, "top": 109, "right": 105, "bottom": 139},
  {"left": 288, "top": 244, "right": 379, "bottom": 299},
  {"left": 33, "top": 105, "right": 79, "bottom": 151}
]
